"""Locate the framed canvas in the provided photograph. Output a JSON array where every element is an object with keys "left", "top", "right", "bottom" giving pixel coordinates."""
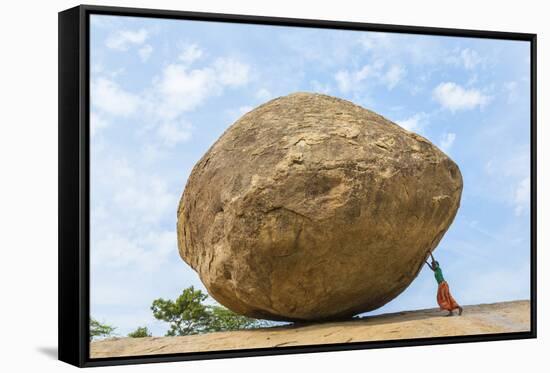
[{"left": 58, "top": 4, "right": 537, "bottom": 368}]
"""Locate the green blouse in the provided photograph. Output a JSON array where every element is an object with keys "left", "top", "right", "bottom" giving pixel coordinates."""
[{"left": 434, "top": 265, "right": 445, "bottom": 284}]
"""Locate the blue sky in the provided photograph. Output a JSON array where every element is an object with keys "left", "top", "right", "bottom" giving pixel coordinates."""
[{"left": 89, "top": 14, "right": 531, "bottom": 337}]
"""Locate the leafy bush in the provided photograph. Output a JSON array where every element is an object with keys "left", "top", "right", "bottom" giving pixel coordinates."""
[
  {"left": 127, "top": 326, "right": 152, "bottom": 338},
  {"left": 90, "top": 318, "right": 116, "bottom": 341},
  {"left": 151, "top": 286, "right": 269, "bottom": 336}
]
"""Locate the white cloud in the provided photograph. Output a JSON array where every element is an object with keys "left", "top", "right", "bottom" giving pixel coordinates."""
[
  {"left": 92, "top": 230, "right": 176, "bottom": 272},
  {"left": 358, "top": 33, "right": 441, "bottom": 67},
  {"left": 153, "top": 64, "right": 219, "bottom": 120},
  {"left": 153, "top": 57, "right": 250, "bottom": 121},
  {"left": 484, "top": 147, "right": 530, "bottom": 215},
  {"left": 113, "top": 178, "right": 176, "bottom": 225},
  {"left": 237, "top": 106, "right": 253, "bottom": 115},
  {"left": 106, "top": 28, "right": 148, "bottom": 51},
  {"left": 460, "top": 48, "right": 483, "bottom": 70},
  {"left": 91, "top": 77, "right": 140, "bottom": 116},
  {"left": 90, "top": 111, "right": 109, "bottom": 137},
  {"left": 91, "top": 45, "right": 251, "bottom": 147},
  {"left": 396, "top": 112, "right": 428, "bottom": 134},
  {"left": 355, "top": 64, "right": 373, "bottom": 81},
  {"left": 358, "top": 33, "right": 393, "bottom": 53},
  {"left": 335, "top": 70, "right": 353, "bottom": 93},
  {"left": 335, "top": 64, "right": 374, "bottom": 93},
  {"left": 446, "top": 48, "right": 484, "bottom": 70},
  {"left": 157, "top": 120, "right": 193, "bottom": 147},
  {"left": 92, "top": 65, "right": 125, "bottom": 79},
  {"left": 255, "top": 88, "right": 273, "bottom": 101},
  {"left": 381, "top": 65, "right": 406, "bottom": 90},
  {"left": 335, "top": 61, "right": 405, "bottom": 93},
  {"left": 91, "top": 159, "right": 178, "bottom": 239},
  {"left": 514, "top": 177, "right": 530, "bottom": 216},
  {"left": 439, "top": 132, "right": 456, "bottom": 153},
  {"left": 226, "top": 105, "right": 254, "bottom": 122},
  {"left": 504, "top": 81, "right": 519, "bottom": 104},
  {"left": 138, "top": 44, "right": 153, "bottom": 62},
  {"left": 433, "top": 82, "right": 491, "bottom": 112},
  {"left": 90, "top": 158, "right": 180, "bottom": 277},
  {"left": 310, "top": 80, "right": 331, "bottom": 94},
  {"left": 214, "top": 58, "right": 250, "bottom": 86},
  {"left": 141, "top": 143, "right": 164, "bottom": 164},
  {"left": 178, "top": 44, "right": 203, "bottom": 65},
  {"left": 360, "top": 36, "right": 485, "bottom": 72}
]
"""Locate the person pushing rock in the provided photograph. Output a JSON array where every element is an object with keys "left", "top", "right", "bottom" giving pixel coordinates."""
[{"left": 426, "top": 253, "right": 463, "bottom": 316}]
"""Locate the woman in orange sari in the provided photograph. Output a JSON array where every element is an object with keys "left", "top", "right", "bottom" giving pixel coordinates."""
[{"left": 426, "top": 254, "right": 463, "bottom": 316}]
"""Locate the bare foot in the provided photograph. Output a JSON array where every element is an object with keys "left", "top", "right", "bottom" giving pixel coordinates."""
[
  {"left": 446, "top": 311, "right": 454, "bottom": 317},
  {"left": 458, "top": 306, "right": 463, "bottom": 316}
]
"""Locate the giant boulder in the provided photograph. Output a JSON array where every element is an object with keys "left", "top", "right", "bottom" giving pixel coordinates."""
[{"left": 177, "top": 92, "right": 463, "bottom": 321}]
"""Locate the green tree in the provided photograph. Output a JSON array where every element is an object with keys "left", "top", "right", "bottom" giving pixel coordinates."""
[
  {"left": 208, "top": 305, "right": 263, "bottom": 332},
  {"left": 90, "top": 318, "right": 116, "bottom": 341},
  {"left": 128, "top": 326, "right": 152, "bottom": 338},
  {"left": 151, "top": 286, "right": 269, "bottom": 336},
  {"left": 151, "top": 286, "right": 212, "bottom": 336}
]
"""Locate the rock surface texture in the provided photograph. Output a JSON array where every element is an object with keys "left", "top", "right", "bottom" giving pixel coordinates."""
[
  {"left": 177, "top": 92, "right": 463, "bottom": 322},
  {"left": 91, "top": 301, "right": 529, "bottom": 358}
]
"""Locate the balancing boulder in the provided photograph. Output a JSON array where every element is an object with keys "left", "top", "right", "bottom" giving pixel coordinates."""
[{"left": 177, "top": 92, "right": 463, "bottom": 321}]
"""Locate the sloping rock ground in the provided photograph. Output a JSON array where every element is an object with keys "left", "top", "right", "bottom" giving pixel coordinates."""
[{"left": 91, "top": 300, "right": 529, "bottom": 358}]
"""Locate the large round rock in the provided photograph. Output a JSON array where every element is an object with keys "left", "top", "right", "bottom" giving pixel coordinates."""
[{"left": 177, "top": 92, "right": 462, "bottom": 321}]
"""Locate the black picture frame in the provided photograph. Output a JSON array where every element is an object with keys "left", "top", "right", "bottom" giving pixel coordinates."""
[{"left": 58, "top": 4, "right": 537, "bottom": 368}]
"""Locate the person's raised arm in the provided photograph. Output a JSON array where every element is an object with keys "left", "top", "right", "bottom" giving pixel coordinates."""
[{"left": 425, "top": 261, "right": 434, "bottom": 271}]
